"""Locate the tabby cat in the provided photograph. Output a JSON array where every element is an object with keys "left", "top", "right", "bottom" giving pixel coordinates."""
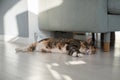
[{"left": 16, "top": 38, "right": 97, "bottom": 57}]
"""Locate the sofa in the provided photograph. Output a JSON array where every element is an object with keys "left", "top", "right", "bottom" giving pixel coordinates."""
[{"left": 39, "top": 0, "right": 120, "bottom": 52}]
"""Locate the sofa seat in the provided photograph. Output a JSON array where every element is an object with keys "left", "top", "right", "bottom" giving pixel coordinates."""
[
  {"left": 108, "top": 15, "right": 120, "bottom": 31},
  {"left": 108, "top": 0, "right": 120, "bottom": 14},
  {"left": 39, "top": 0, "right": 120, "bottom": 52}
]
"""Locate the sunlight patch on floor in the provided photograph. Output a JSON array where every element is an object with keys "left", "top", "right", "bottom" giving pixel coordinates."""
[
  {"left": 46, "top": 64, "right": 62, "bottom": 80},
  {"left": 62, "top": 75, "right": 72, "bottom": 80},
  {"left": 51, "top": 63, "right": 60, "bottom": 66},
  {"left": 65, "top": 60, "right": 86, "bottom": 65},
  {"left": 46, "top": 64, "right": 73, "bottom": 80}
]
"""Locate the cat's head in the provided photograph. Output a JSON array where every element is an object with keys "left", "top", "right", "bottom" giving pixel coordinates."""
[{"left": 80, "top": 38, "right": 97, "bottom": 55}]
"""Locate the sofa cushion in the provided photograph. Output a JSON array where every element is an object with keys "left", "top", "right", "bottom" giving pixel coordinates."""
[{"left": 108, "top": 0, "right": 120, "bottom": 14}]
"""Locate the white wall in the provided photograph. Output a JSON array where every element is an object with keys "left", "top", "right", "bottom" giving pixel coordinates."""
[
  {"left": 0, "top": 0, "right": 28, "bottom": 41},
  {"left": 0, "top": 0, "right": 53, "bottom": 42},
  {"left": 28, "top": 0, "right": 54, "bottom": 43}
]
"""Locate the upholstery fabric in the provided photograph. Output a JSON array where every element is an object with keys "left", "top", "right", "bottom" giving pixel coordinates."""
[
  {"left": 39, "top": 0, "right": 120, "bottom": 33},
  {"left": 39, "top": 0, "right": 108, "bottom": 32},
  {"left": 38, "top": 0, "right": 120, "bottom": 48},
  {"left": 108, "top": 15, "right": 120, "bottom": 31},
  {"left": 108, "top": 0, "right": 120, "bottom": 14}
]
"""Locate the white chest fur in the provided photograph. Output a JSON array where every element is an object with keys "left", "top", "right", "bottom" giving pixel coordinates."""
[
  {"left": 35, "top": 42, "right": 68, "bottom": 53},
  {"left": 50, "top": 44, "right": 68, "bottom": 53}
]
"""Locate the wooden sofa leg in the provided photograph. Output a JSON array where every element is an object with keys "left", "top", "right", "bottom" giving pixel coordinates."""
[
  {"left": 103, "top": 42, "right": 110, "bottom": 52},
  {"left": 103, "top": 32, "right": 110, "bottom": 52}
]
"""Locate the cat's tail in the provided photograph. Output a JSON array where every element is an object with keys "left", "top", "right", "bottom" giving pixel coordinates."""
[
  {"left": 15, "top": 47, "right": 28, "bottom": 52},
  {"left": 15, "top": 42, "right": 37, "bottom": 52}
]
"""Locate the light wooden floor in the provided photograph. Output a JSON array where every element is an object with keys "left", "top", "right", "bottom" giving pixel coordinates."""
[{"left": 0, "top": 32, "right": 120, "bottom": 80}]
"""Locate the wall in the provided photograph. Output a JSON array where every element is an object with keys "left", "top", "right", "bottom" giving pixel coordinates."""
[
  {"left": 0, "top": 0, "right": 28, "bottom": 41},
  {"left": 0, "top": 0, "right": 54, "bottom": 42},
  {"left": 28, "top": 0, "right": 54, "bottom": 43}
]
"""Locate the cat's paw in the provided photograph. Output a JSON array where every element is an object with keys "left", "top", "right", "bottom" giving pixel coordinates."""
[
  {"left": 72, "top": 52, "right": 78, "bottom": 57},
  {"left": 86, "top": 50, "right": 92, "bottom": 55},
  {"left": 72, "top": 52, "right": 84, "bottom": 57},
  {"left": 77, "top": 53, "right": 84, "bottom": 57}
]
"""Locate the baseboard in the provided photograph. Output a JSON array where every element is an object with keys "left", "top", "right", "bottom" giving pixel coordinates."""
[
  {"left": 0, "top": 35, "right": 4, "bottom": 41},
  {"left": 8, "top": 37, "right": 29, "bottom": 44},
  {"left": 0, "top": 35, "right": 29, "bottom": 44}
]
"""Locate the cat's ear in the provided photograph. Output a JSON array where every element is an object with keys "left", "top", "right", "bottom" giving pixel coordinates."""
[{"left": 86, "top": 38, "right": 92, "bottom": 44}]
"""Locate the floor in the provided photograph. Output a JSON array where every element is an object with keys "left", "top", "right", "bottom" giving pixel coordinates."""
[{"left": 0, "top": 33, "right": 120, "bottom": 80}]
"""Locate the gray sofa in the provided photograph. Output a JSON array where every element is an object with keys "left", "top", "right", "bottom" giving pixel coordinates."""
[{"left": 39, "top": 0, "right": 120, "bottom": 52}]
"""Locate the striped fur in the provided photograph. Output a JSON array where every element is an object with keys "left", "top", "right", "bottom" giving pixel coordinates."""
[{"left": 16, "top": 38, "right": 97, "bottom": 57}]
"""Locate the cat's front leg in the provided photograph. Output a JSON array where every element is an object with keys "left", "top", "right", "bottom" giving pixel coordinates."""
[
  {"left": 68, "top": 48, "right": 78, "bottom": 56},
  {"left": 72, "top": 52, "right": 84, "bottom": 57},
  {"left": 68, "top": 48, "right": 83, "bottom": 57},
  {"left": 77, "top": 53, "right": 84, "bottom": 57},
  {"left": 72, "top": 52, "right": 78, "bottom": 57}
]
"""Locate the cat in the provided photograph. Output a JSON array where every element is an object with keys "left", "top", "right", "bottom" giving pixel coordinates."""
[{"left": 15, "top": 38, "right": 97, "bottom": 57}]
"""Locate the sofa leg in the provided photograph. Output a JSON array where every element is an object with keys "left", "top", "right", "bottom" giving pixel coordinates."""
[
  {"left": 103, "top": 42, "right": 110, "bottom": 52},
  {"left": 103, "top": 32, "right": 110, "bottom": 52}
]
